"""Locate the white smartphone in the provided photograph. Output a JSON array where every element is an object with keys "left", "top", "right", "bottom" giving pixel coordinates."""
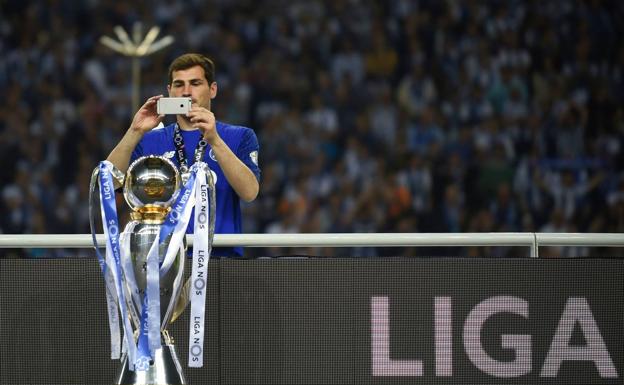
[{"left": 157, "top": 97, "right": 192, "bottom": 115}]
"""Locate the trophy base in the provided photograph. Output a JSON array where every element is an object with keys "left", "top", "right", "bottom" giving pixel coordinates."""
[{"left": 115, "top": 344, "right": 186, "bottom": 385}]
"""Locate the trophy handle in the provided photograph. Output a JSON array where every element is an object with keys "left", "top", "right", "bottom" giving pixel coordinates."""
[
  {"left": 88, "top": 166, "right": 102, "bottom": 242},
  {"left": 169, "top": 277, "right": 190, "bottom": 324},
  {"left": 120, "top": 221, "right": 143, "bottom": 330},
  {"left": 88, "top": 163, "right": 126, "bottom": 241},
  {"left": 162, "top": 244, "right": 186, "bottom": 329}
]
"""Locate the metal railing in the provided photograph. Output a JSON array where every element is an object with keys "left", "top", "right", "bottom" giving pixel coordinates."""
[{"left": 1, "top": 233, "right": 623, "bottom": 258}]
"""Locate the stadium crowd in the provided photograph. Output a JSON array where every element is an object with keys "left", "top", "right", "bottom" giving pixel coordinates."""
[{"left": 1, "top": 0, "right": 623, "bottom": 257}]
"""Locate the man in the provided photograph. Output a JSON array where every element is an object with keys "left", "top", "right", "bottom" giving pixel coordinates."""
[{"left": 107, "top": 53, "right": 260, "bottom": 257}]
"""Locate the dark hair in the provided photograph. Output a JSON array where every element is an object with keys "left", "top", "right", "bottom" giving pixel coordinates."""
[{"left": 168, "top": 53, "right": 215, "bottom": 84}]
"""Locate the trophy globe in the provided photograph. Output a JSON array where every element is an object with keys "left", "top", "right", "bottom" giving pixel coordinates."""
[{"left": 124, "top": 155, "right": 181, "bottom": 222}]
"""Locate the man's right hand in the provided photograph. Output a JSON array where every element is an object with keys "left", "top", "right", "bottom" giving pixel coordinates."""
[
  {"left": 130, "top": 95, "right": 165, "bottom": 133},
  {"left": 107, "top": 95, "right": 165, "bottom": 175}
]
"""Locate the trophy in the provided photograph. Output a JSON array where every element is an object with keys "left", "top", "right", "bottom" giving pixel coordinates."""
[
  {"left": 116, "top": 155, "right": 186, "bottom": 385},
  {"left": 90, "top": 155, "right": 215, "bottom": 385}
]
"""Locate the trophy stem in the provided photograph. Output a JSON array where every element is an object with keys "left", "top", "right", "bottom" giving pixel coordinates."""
[{"left": 115, "top": 336, "right": 186, "bottom": 385}]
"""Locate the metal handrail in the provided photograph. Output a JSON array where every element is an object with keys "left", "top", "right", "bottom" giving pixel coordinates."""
[{"left": 1, "top": 233, "right": 623, "bottom": 258}]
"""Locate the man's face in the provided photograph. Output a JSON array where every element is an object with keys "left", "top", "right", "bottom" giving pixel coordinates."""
[{"left": 167, "top": 65, "right": 217, "bottom": 110}]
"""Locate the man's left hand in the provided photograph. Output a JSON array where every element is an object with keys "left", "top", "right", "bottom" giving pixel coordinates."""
[{"left": 187, "top": 105, "right": 218, "bottom": 144}]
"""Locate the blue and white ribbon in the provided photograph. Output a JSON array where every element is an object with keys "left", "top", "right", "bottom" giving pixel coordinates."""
[
  {"left": 98, "top": 161, "right": 138, "bottom": 370},
  {"left": 103, "top": 272, "right": 121, "bottom": 359},
  {"left": 90, "top": 167, "right": 122, "bottom": 359},
  {"left": 188, "top": 165, "right": 211, "bottom": 367},
  {"left": 120, "top": 219, "right": 156, "bottom": 370},
  {"left": 135, "top": 163, "right": 200, "bottom": 369},
  {"left": 119, "top": 221, "right": 141, "bottom": 322},
  {"left": 92, "top": 227, "right": 122, "bottom": 359},
  {"left": 134, "top": 291, "right": 153, "bottom": 371},
  {"left": 159, "top": 169, "right": 198, "bottom": 276},
  {"left": 145, "top": 229, "right": 162, "bottom": 358}
]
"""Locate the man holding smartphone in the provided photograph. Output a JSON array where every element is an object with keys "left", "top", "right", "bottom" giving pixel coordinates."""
[{"left": 107, "top": 53, "right": 261, "bottom": 257}]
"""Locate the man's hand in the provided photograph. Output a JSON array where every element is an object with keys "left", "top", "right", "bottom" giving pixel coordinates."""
[
  {"left": 185, "top": 105, "right": 259, "bottom": 201},
  {"left": 130, "top": 95, "right": 165, "bottom": 133},
  {"left": 106, "top": 95, "right": 165, "bottom": 176},
  {"left": 187, "top": 105, "right": 218, "bottom": 144}
]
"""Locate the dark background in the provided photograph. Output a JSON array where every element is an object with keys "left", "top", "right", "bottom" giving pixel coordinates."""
[{"left": 2, "top": 257, "right": 622, "bottom": 384}]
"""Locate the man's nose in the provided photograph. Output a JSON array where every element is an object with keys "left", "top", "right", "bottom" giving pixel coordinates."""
[{"left": 182, "top": 84, "right": 191, "bottom": 96}]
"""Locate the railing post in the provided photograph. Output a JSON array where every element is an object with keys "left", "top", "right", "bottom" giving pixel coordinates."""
[{"left": 530, "top": 233, "right": 539, "bottom": 258}]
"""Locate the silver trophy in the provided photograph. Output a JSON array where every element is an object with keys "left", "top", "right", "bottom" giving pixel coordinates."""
[
  {"left": 90, "top": 156, "right": 188, "bottom": 385},
  {"left": 120, "top": 155, "right": 189, "bottom": 385}
]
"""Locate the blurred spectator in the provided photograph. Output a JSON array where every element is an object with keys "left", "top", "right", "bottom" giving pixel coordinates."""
[{"left": 1, "top": 0, "right": 623, "bottom": 258}]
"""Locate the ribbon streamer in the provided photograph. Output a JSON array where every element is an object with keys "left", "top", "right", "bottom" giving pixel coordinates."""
[
  {"left": 159, "top": 170, "right": 198, "bottom": 276},
  {"left": 97, "top": 161, "right": 138, "bottom": 370},
  {"left": 89, "top": 166, "right": 122, "bottom": 359},
  {"left": 188, "top": 164, "right": 214, "bottom": 367}
]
